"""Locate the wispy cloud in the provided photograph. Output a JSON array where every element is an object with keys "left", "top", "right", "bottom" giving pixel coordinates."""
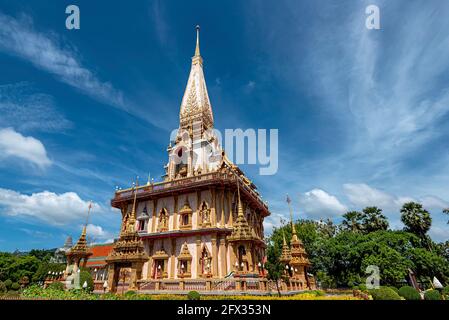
[
  {"left": 0, "top": 82, "right": 72, "bottom": 132},
  {"left": 0, "top": 127, "right": 51, "bottom": 168},
  {"left": 0, "top": 12, "right": 127, "bottom": 112}
]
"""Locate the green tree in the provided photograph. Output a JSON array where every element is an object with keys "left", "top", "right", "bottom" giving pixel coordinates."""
[
  {"left": 341, "top": 211, "right": 363, "bottom": 233},
  {"left": 265, "top": 226, "right": 287, "bottom": 296},
  {"left": 360, "top": 207, "right": 389, "bottom": 233},
  {"left": 400, "top": 202, "right": 432, "bottom": 240}
]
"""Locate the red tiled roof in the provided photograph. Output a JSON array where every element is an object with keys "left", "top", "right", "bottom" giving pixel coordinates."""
[{"left": 85, "top": 243, "right": 114, "bottom": 268}]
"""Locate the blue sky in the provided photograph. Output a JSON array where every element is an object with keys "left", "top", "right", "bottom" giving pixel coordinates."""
[{"left": 0, "top": 0, "right": 448, "bottom": 251}]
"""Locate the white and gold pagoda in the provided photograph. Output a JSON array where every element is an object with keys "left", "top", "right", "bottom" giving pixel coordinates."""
[{"left": 105, "top": 26, "right": 270, "bottom": 293}]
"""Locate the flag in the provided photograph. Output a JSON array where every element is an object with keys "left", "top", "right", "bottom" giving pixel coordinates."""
[{"left": 286, "top": 194, "right": 291, "bottom": 204}]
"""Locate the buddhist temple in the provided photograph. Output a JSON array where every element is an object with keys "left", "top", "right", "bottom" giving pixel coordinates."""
[{"left": 104, "top": 26, "right": 270, "bottom": 293}]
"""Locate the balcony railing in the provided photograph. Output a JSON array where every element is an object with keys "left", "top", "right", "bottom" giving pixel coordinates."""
[{"left": 114, "top": 171, "right": 269, "bottom": 211}]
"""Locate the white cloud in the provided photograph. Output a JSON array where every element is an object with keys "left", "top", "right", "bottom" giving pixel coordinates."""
[
  {"left": 0, "top": 188, "right": 99, "bottom": 225},
  {"left": 343, "top": 183, "right": 449, "bottom": 214},
  {"left": 298, "top": 188, "right": 347, "bottom": 218},
  {"left": 85, "top": 224, "right": 112, "bottom": 240},
  {"left": 0, "top": 127, "right": 51, "bottom": 168},
  {"left": 0, "top": 12, "right": 126, "bottom": 112},
  {"left": 263, "top": 211, "right": 288, "bottom": 235},
  {"left": 343, "top": 183, "right": 399, "bottom": 209}
]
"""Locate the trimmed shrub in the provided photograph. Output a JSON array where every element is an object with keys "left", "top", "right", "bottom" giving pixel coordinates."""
[
  {"left": 4, "top": 279, "right": 12, "bottom": 289},
  {"left": 0, "top": 281, "right": 6, "bottom": 294},
  {"left": 398, "top": 286, "right": 420, "bottom": 300},
  {"left": 79, "top": 271, "right": 94, "bottom": 292},
  {"left": 47, "top": 281, "right": 65, "bottom": 291},
  {"left": 6, "top": 290, "right": 20, "bottom": 297},
  {"left": 442, "top": 286, "right": 449, "bottom": 299},
  {"left": 10, "top": 282, "right": 20, "bottom": 291},
  {"left": 125, "top": 290, "right": 137, "bottom": 296},
  {"left": 187, "top": 290, "right": 201, "bottom": 300},
  {"left": 424, "top": 290, "right": 441, "bottom": 300},
  {"left": 369, "top": 287, "right": 402, "bottom": 300},
  {"left": 358, "top": 284, "right": 367, "bottom": 292},
  {"left": 388, "top": 286, "right": 399, "bottom": 294},
  {"left": 101, "top": 292, "right": 119, "bottom": 300}
]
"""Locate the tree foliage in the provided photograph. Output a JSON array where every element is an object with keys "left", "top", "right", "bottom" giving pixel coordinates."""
[
  {"left": 266, "top": 205, "right": 449, "bottom": 289},
  {"left": 400, "top": 202, "right": 432, "bottom": 240}
]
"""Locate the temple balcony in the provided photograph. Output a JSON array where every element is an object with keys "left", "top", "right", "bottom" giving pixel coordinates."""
[{"left": 112, "top": 171, "right": 270, "bottom": 216}]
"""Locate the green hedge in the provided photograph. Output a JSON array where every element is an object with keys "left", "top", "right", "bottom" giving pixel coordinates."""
[
  {"left": 47, "top": 282, "right": 65, "bottom": 291},
  {"left": 441, "top": 286, "right": 449, "bottom": 299},
  {"left": 10, "top": 282, "right": 20, "bottom": 291},
  {"left": 424, "top": 290, "right": 441, "bottom": 300},
  {"left": 0, "top": 281, "right": 6, "bottom": 294},
  {"left": 398, "top": 286, "right": 420, "bottom": 300},
  {"left": 187, "top": 291, "right": 200, "bottom": 300},
  {"left": 3, "top": 279, "right": 12, "bottom": 289},
  {"left": 369, "top": 287, "right": 402, "bottom": 300},
  {"left": 79, "top": 271, "right": 94, "bottom": 292}
]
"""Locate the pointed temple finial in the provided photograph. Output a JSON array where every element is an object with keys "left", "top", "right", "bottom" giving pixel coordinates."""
[
  {"left": 237, "top": 176, "right": 244, "bottom": 217},
  {"left": 195, "top": 25, "right": 201, "bottom": 57},
  {"left": 287, "top": 194, "right": 299, "bottom": 240},
  {"left": 131, "top": 176, "right": 139, "bottom": 216},
  {"left": 282, "top": 229, "right": 287, "bottom": 246},
  {"left": 82, "top": 201, "right": 93, "bottom": 236}
]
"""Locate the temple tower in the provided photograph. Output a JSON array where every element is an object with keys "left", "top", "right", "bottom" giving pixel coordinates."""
[{"left": 106, "top": 180, "right": 149, "bottom": 292}]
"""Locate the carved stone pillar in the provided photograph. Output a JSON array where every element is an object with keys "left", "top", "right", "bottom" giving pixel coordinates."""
[
  {"left": 211, "top": 235, "right": 218, "bottom": 277},
  {"left": 247, "top": 243, "right": 254, "bottom": 272},
  {"left": 227, "top": 190, "right": 233, "bottom": 226},
  {"left": 151, "top": 199, "right": 158, "bottom": 233},
  {"left": 147, "top": 241, "right": 154, "bottom": 279},
  {"left": 170, "top": 238, "right": 176, "bottom": 279},
  {"left": 211, "top": 188, "right": 216, "bottom": 226},
  {"left": 220, "top": 238, "right": 227, "bottom": 277},
  {"left": 220, "top": 188, "right": 225, "bottom": 227},
  {"left": 173, "top": 195, "right": 178, "bottom": 230},
  {"left": 196, "top": 191, "right": 201, "bottom": 229},
  {"left": 196, "top": 237, "right": 201, "bottom": 278},
  {"left": 107, "top": 264, "right": 118, "bottom": 293}
]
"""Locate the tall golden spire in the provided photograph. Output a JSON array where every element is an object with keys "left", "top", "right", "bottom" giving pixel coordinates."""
[
  {"left": 179, "top": 25, "right": 213, "bottom": 130},
  {"left": 237, "top": 177, "right": 244, "bottom": 218},
  {"left": 194, "top": 25, "right": 201, "bottom": 57},
  {"left": 125, "top": 177, "right": 139, "bottom": 233},
  {"left": 81, "top": 201, "right": 93, "bottom": 236},
  {"left": 287, "top": 194, "right": 298, "bottom": 241}
]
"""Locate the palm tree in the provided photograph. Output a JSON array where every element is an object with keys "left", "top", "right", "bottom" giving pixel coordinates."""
[
  {"left": 400, "top": 202, "right": 432, "bottom": 239},
  {"left": 361, "top": 207, "right": 389, "bottom": 233},
  {"left": 341, "top": 211, "right": 363, "bottom": 233}
]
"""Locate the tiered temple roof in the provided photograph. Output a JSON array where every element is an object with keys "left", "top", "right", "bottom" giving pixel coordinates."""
[{"left": 106, "top": 183, "right": 148, "bottom": 263}]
